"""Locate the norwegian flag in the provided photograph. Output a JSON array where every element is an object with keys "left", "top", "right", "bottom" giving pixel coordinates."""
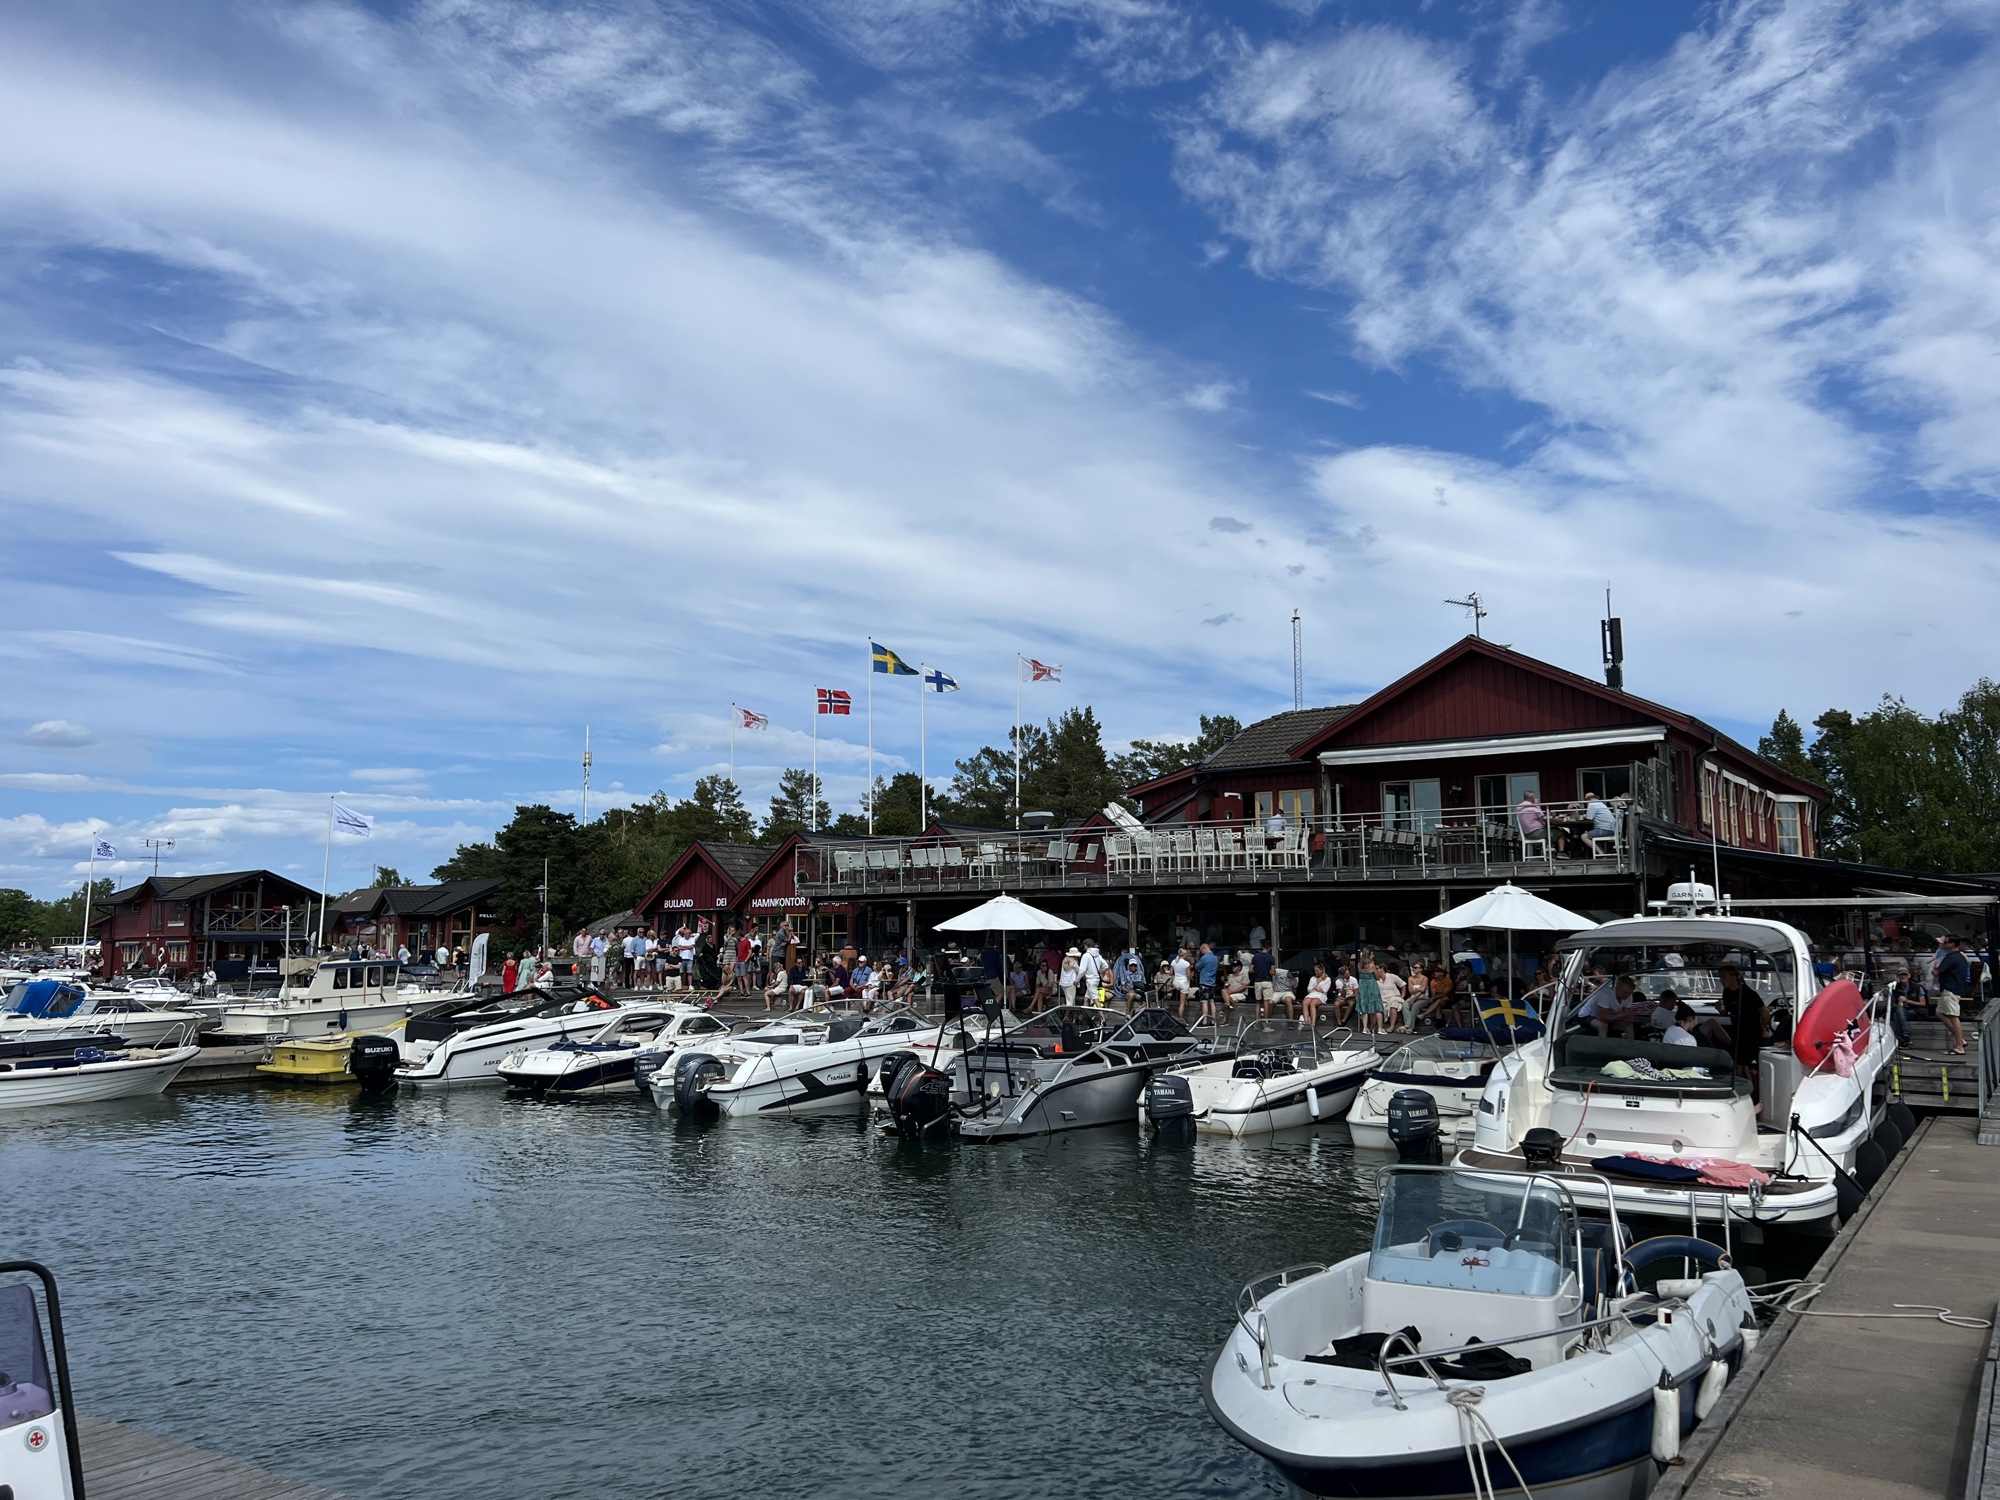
[
  {"left": 817, "top": 688, "right": 852, "bottom": 715},
  {"left": 1023, "top": 657, "right": 1062, "bottom": 683},
  {"left": 738, "top": 707, "right": 769, "bottom": 730}
]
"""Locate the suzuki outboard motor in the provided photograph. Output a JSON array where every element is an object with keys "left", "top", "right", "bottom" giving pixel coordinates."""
[
  {"left": 673, "top": 1052, "right": 725, "bottom": 1117},
  {"left": 1385, "top": 1088, "right": 1443, "bottom": 1164},
  {"left": 1144, "top": 1072, "right": 1195, "bottom": 1133},
  {"left": 885, "top": 1059, "right": 952, "bottom": 1141},
  {"left": 347, "top": 1035, "right": 402, "bottom": 1092}
]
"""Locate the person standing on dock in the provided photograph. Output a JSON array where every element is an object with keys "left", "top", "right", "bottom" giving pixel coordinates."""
[{"left": 1933, "top": 934, "right": 1972, "bottom": 1054}]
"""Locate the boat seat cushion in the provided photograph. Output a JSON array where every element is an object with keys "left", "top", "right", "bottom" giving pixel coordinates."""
[{"left": 1550, "top": 1034, "right": 1738, "bottom": 1095}]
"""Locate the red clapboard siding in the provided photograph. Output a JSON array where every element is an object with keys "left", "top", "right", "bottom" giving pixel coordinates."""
[{"left": 1326, "top": 652, "right": 1652, "bottom": 746}]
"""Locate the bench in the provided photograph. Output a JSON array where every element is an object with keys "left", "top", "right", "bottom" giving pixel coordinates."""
[{"left": 1548, "top": 1032, "right": 1741, "bottom": 1097}]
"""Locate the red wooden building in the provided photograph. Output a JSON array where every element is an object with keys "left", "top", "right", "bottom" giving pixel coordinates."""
[{"left": 91, "top": 869, "right": 320, "bottom": 980}]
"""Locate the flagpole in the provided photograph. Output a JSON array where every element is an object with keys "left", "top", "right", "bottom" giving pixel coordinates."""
[
  {"left": 811, "top": 689, "right": 819, "bottom": 833},
  {"left": 730, "top": 703, "right": 736, "bottom": 790},
  {"left": 868, "top": 644, "right": 875, "bottom": 836},
  {"left": 1014, "top": 654, "right": 1023, "bottom": 830},
  {"left": 919, "top": 663, "right": 928, "bottom": 831},
  {"left": 80, "top": 839, "right": 97, "bottom": 959},
  {"left": 316, "top": 801, "right": 333, "bottom": 949}
]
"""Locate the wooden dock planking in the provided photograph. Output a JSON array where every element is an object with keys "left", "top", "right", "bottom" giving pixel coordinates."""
[{"left": 78, "top": 1414, "right": 347, "bottom": 1500}]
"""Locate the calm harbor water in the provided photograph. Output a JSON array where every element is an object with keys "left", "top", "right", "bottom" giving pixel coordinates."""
[{"left": 3, "top": 1084, "right": 1393, "bottom": 1499}]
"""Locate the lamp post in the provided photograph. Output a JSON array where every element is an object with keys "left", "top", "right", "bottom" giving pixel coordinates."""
[{"left": 537, "top": 858, "right": 550, "bottom": 964}]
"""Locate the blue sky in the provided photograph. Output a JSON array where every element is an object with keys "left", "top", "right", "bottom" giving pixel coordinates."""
[{"left": 3, "top": 0, "right": 1998, "bottom": 898}]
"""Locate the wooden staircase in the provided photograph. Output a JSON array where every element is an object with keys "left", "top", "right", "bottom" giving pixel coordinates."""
[{"left": 1888, "top": 1006, "right": 1983, "bottom": 1115}]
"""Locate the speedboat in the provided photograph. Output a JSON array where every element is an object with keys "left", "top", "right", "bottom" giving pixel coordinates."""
[
  {"left": 396, "top": 990, "right": 628, "bottom": 1088},
  {"left": 937, "top": 1005, "right": 1205, "bottom": 1142},
  {"left": 0, "top": 979, "right": 207, "bottom": 1049},
  {"left": 697, "top": 1005, "right": 939, "bottom": 1118},
  {"left": 211, "top": 958, "right": 435, "bottom": 1043},
  {"left": 0, "top": 1032, "right": 201, "bottom": 1108},
  {"left": 498, "top": 1005, "right": 726, "bottom": 1096},
  {"left": 1207, "top": 1164, "right": 1756, "bottom": 1499},
  {"left": 1453, "top": 893, "right": 1896, "bottom": 1228},
  {"left": 1348, "top": 1031, "right": 1509, "bottom": 1151},
  {"left": 1142, "top": 1020, "right": 1379, "bottom": 1136}
]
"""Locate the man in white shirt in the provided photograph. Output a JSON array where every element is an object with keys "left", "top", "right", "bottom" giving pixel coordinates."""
[
  {"left": 1265, "top": 811, "right": 1287, "bottom": 849},
  {"left": 1076, "top": 938, "right": 1107, "bottom": 1001},
  {"left": 1171, "top": 949, "right": 1193, "bottom": 1019},
  {"left": 1585, "top": 795, "right": 1617, "bottom": 840},
  {"left": 621, "top": 932, "right": 638, "bottom": 987},
  {"left": 589, "top": 932, "right": 608, "bottom": 984},
  {"left": 1578, "top": 975, "right": 1641, "bottom": 1037}
]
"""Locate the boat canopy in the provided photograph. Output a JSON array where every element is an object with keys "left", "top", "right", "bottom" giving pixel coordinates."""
[
  {"left": 1556, "top": 919, "right": 1795, "bottom": 955},
  {"left": 4, "top": 980, "right": 87, "bottom": 1019}
]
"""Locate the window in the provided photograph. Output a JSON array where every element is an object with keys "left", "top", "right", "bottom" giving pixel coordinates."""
[
  {"left": 365, "top": 966, "right": 382, "bottom": 988},
  {"left": 1382, "top": 780, "right": 1441, "bottom": 831},
  {"left": 333, "top": 967, "right": 349, "bottom": 990},
  {"left": 165, "top": 942, "right": 188, "bottom": 963},
  {"left": 1476, "top": 774, "right": 1540, "bottom": 812},
  {"left": 1254, "top": 789, "right": 1317, "bottom": 826},
  {"left": 1579, "top": 766, "right": 1632, "bottom": 802},
  {"left": 1476, "top": 775, "right": 1507, "bottom": 811}
]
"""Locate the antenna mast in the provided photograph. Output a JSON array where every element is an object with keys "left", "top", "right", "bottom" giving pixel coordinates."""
[
  {"left": 1444, "top": 592, "right": 1487, "bottom": 638},
  {"left": 1291, "top": 609, "right": 1303, "bottom": 710},
  {"left": 581, "top": 726, "right": 593, "bottom": 824},
  {"left": 1601, "top": 587, "right": 1625, "bottom": 691}
]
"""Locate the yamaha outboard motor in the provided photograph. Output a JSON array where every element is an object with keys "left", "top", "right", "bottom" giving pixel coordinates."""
[
  {"left": 885, "top": 1059, "right": 952, "bottom": 1141},
  {"left": 673, "top": 1051, "right": 725, "bottom": 1118},
  {"left": 1385, "top": 1089, "right": 1443, "bottom": 1164},
  {"left": 1144, "top": 1072, "right": 1195, "bottom": 1134},
  {"left": 347, "top": 1035, "right": 402, "bottom": 1092},
  {"left": 631, "top": 1049, "right": 671, "bottom": 1096}
]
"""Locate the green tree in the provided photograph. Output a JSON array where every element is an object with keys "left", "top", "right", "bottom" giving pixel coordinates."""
[
  {"left": 937, "top": 708, "right": 1126, "bottom": 827},
  {"left": 1755, "top": 710, "right": 1814, "bottom": 782},
  {"left": 873, "top": 772, "right": 926, "bottom": 835},
  {"left": 1111, "top": 714, "right": 1244, "bottom": 787},
  {"left": 0, "top": 888, "right": 36, "bottom": 947},
  {"left": 936, "top": 739, "right": 1027, "bottom": 828},
  {"left": 763, "top": 769, "right": 831, "bottom": 842}
]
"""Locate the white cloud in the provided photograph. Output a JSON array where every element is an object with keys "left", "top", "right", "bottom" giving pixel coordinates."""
[{"left": 20, "top": 719, "right": 95, "bottom": 747}]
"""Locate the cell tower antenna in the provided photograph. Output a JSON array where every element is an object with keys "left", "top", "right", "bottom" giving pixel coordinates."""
[
  {"left": 581, "top": 726, "right": 593, "bottom": 824},
  {"left": 1291, "top": 609, "right": 1303, "bottom": 710},
  {"left": 1444, "top": 592, "right": 1487, "bottom": 638}
]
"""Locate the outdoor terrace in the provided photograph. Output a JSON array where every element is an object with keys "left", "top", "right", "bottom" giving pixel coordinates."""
[{"left": 794, "top": 804, "right": 1637, "bottom": 896}]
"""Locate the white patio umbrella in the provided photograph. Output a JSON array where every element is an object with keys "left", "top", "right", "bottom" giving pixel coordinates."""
[
  {"left": 934, "top": 894, "right": 1075, "bottom": 933},
  {"left": 1421, "top": 883, "right": 1596, "bottom": 1010}
]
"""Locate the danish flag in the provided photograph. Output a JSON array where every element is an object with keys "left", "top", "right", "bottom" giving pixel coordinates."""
[{"left": 817, "top": 688, "right": 852, "bottom": 715}]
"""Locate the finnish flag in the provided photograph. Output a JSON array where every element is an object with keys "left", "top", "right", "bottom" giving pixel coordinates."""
[{"left": 923, "top": 668, "right": 959, "bottom": 693}]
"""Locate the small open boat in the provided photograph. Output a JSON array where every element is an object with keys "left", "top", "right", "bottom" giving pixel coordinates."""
[{"left": 0, "top": 1033, "right": 200, "bottom": 1108}]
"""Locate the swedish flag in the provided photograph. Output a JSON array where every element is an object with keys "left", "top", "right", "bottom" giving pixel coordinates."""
[
  {"left": 871, "top": 640, "right": 918, "bottom": 676},
  {"left": 1477, "top": 993, "right": 1540, "bottom": 1029}
]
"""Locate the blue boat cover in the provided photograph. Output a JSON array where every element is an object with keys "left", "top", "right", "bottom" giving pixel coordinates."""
[
  {"left": 1591, "top": 1154, "right": 1701, "bottom": 1183},
  {"left": 6, "top": 980, "right": 86, "bottom": 1018}
]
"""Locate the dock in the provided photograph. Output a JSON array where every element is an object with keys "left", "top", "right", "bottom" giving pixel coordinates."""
[
  {"left": 1659, "top": 1113, "right": 1998, "bottom": 1500},
  {"left": 78, "top": 1413, "right": 346, "bottom": 1500},
  {"left": 169, "top": 1042, "right": 271, "bottom": 1085}
]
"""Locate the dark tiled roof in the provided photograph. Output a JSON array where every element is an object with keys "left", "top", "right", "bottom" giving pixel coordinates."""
[
  {"left": 382, "top": 877, "right": 504, "bottom": 918},
  {"left": 104, "top": 870, "right": 316, "bottom": 906},
  {"left": 1201, "top": 706, "right": 1355, "bottom": 771},
  {"left": 700, "top": 842, "right": 770, "bottom": 886}
]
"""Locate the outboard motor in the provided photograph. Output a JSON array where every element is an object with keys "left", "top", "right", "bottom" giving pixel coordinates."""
[
  {"left": 673, "top": 1052, "right": 725, "bottom": 1118},
  {"left": 631, "top": 1049, "right": 671, "bottom": 1095},
  {"left": 1144, "top": 1072, "right": 1195, "bottom": 1134},
  {"left": 1385, "top": 1089, "right": 1443, "bottom": 1164},
  {"left": 876, "top": 1050, "right": 919, "bottom": 1095},
  {"left": 347, "top": 1035, "right": 402, "bottom": 1092},
  {"left": 885, "top": 1059, "right": 952, "bottom": 1141},
  {"left": 1521, "top": 1126, "right": 1565, "bottom": 1172}
]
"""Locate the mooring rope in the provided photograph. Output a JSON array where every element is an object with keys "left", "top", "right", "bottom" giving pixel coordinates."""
[
  {"left": 1448, "top": 1386, "right": 1537, "bottom": 1499},
  {"left": 1750, "top": 1278, "right": 1991, "bottom": 1329}
]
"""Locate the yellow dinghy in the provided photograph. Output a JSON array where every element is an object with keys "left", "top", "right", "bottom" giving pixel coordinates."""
[{"left": 256, "top": 1027, "right": 405, "bottom": 1088}]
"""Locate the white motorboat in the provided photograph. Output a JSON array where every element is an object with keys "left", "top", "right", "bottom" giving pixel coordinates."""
[
  {"left": 0, "top": 1035, "right": 201, "bottom": 1108},
  {"left": 1141, "top": 1020, "right": 1380, "bottom": 1137},
  {"left": 696, "top": 1005, "right": 940, "bottom": 1118},
  {"left": 211, "top": 957, "right": 433, "bottom": 1042},
  {"left": 1208, "top": 1164, "right": 1756, "bottom": 1499},
  {"left": 0, "top": 980, "right": 208, "bottom": 1050},
  {"left": 1454, "top": 895, "right": 1896, "bottom": 1228},
  {"left": 396, "top": 990, "right": 632, "bottom": 1088},
  {"left": 497, "top": 1005, "right": 731, "bottom": 1096},
  {"left": 914, "top": 1005, "right": 1205, "bottom": 1142},
  {"left": 1347, "top": 1032, "right": 1509, "bottom": 1151}
]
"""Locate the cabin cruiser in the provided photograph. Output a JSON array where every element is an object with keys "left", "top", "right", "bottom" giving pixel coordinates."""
[
  {"left": 1207, "top": 1164, "right": 1755, "bottom": 1498},
  {"left": 1, "top": 979, "right": 208, "bottom": 1050},
  {"left": 1142, "top": 1020, "right": 1379, "bottom": 1137},
  {"left": 210, "top": 958, "right": 439, "bottom": 1043},
  {"left": 1454, "top": 894, "right": 1895, "bottom": 1228},
  {"left": 396, "top": 989, "right": 628, "bottom": 1088},
  {"left": 0, "top": 1029, "right": 201, "bottom": 1108},
  {"left": 498, "top": 1005, "right": 729, "bottom": 1096},
  {"left": 692, "top": 1005, "right": 941, "bottom": 1118},
  {"left": 1348, "top": 1031, "right": 1510, "bottom": 1151},
  {"left": 935, "top": 1005, "right": 1205, "bottom": 1141}
]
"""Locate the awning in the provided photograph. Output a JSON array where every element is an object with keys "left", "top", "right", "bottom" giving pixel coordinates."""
[
  {"left": 1557, "top": 919, "right": 1797, "bottom": 956},
  {"left": 1318, "top": 724, "right": 1666, "bottom": 767}
]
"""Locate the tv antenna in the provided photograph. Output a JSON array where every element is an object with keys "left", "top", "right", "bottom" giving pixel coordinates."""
[
  {"left": 1445, "top": 592, "right": 1488, "bottom": 638},
  {"left": 142, "top": 837, "right": 174, "bottom": 877},
  {"left": 1291, "top": 609, "right": 1303, "bottom": 710}
]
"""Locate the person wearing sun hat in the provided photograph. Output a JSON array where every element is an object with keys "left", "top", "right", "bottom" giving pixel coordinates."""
[{"left": 1059, "top": 946, "right": 1082, "bottom": 1003}]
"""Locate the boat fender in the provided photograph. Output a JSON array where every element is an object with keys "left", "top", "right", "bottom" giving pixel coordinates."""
[
  {"left": 1739, "top": 1321, "right": 1761, "bottom": 1358},
  {"left": 1652, "top": 1374, "right": 1682, "bottom": 1463},
  {"left": 1871, "top": 1115, "right": 1905, "bottom": 1160},
  {"left": 1695, "top": 1357, "right": 1729, "bottom": 1419},
  {"left": 1854, "top": 1138, "right": 1887, "bottom": 1192},
  {"left": 1887, "top": 1100, "right": 1917, "bottom": 1139},
  {"left": 1657, "top": 1278, "right": 1704, "bottom": 1300},
  {"left": 1306, "top": 1081, "right": 1320, "bottom": 1118}
]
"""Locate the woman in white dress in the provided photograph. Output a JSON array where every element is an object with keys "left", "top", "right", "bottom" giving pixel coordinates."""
[{"left": 1304, "top": 961, "right": 1332, "bottom": 1026}]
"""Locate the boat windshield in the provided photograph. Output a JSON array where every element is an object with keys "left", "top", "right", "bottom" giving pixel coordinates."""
[
  {"left": 1380, "top": 1035, "right": 1498, "bottom": 1072},
  {"left": 0, "top": 1285, "right": 56, "bottom": 1431},
  {"left": 1368, "top": 1169, "right": 1575, "bottom": 1298}
]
